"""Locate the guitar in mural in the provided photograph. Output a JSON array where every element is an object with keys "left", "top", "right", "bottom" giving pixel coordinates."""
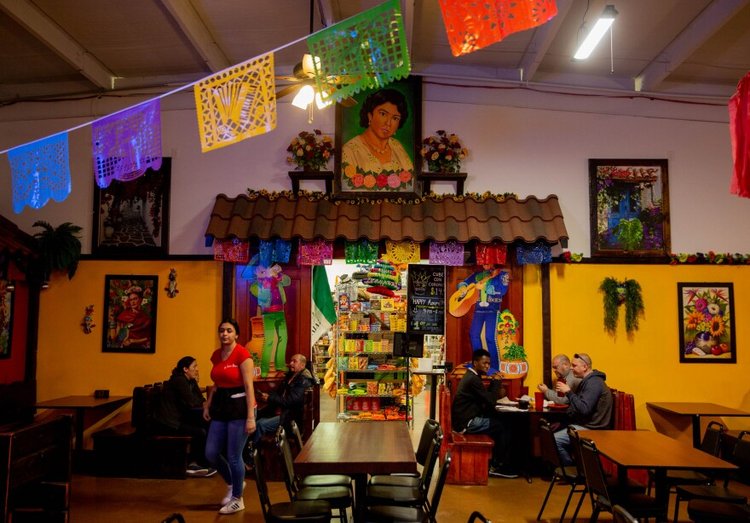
[{"left": 448, "top": 269, "right": 501, "bottom": 317}]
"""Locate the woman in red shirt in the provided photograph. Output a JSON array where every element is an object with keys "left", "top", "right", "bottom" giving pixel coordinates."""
[{"left": 203, "top": 319, "right": 256, "bottom": 514}]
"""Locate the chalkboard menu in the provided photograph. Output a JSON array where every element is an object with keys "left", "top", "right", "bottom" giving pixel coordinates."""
[{"left": 407, "top": 264, "right": 445, "bottom": 334}]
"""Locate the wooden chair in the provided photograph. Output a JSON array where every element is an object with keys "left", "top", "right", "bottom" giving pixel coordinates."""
[
  {"left": 366, "top": 452, "right": 451, "bottom": 523},
  {"left": 687, "top": 499, "right": 750, "bottom": 522},
  {"left": 369, "top": 419, "right": 441, "bottom": 487},
  {"left": 612, "top": 505, "right": 638, "bottom": 523},
  {"left": 467, "top": 511, "right": 491, "bottom": 523},
  {"left": 537, "top": 419, "right": 586, "bottom": 523},
  {"left": 673, "top": 430, "right": 750, "bottom": 522},
  {"left": 252, "top": 448, "right": 332, "bottom": 522}
]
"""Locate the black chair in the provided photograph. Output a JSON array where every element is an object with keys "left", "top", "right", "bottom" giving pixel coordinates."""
[
  {"left": 672, "top": 430, "right": 750, "bottom": 522},
  {"left": 612, "top": 505, "right": 638, "bottom": 523},
  {"left": 159, "top": 514, "right": 185, "bottom": 523},
  {"left": 366, "top": 431, "right": 443, "bottom": 513},
  {"left": 366, "top": 452, "right": 451, "bottom": 523},
  {"left": 369, "top": 419, "right": 441, "bottom": 487},
  {"left": 687, "top": 499, "right": 750, "bottom": 522},
  {"left": 537, "top": 419, "right": 586, "bottom": 523},
  {"left": 467, "top": 511, "right": 492, "bottom": 522},
  {"left": 289, "top": 420, "right": 353, "bottom": 492},
  {"left": 252, "top": 448, "right": 332, "bottom": 522},
  {"left": 276, "top": 427, "right": 352, "bottom": 523},
  {"left": 579, "top": 438, "right": 663, "bottom": 522}
]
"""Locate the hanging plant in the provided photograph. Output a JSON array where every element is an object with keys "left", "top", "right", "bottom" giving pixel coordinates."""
[
  {"left": 29, "top": 221, "right": 83, "bottom": 281},
  {"left": 600, "top": 277, "right": 645, "bottom": 335}
]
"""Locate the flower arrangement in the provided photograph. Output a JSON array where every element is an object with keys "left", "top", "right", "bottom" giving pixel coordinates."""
[
  {"left": 682, "top": 287, "right": 732, "bottom": 356},
  {"left": 420, "top": 130, "right": 468, "bottom": 173},
  {"left": 286, "top": 129, "right": 333, "bottom": 171},
  {"left": 341, "top": 164, "right": 413, "bottom": 191}
]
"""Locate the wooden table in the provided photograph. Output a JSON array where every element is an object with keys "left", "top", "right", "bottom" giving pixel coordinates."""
[
  {"left": 580, "top": 429, "right": 737, "bottom": 520},
  {"left": 36, "top": 395, "right": 131, "bottom": 453},
  {"left": 295, "top": 421, "right": 417, "bottom": 520},
  {"left": 646, "top": 402, "right": 750, "bottom": 448}
]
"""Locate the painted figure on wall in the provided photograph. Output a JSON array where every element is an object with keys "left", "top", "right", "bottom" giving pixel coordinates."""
[
  {"left": 115, "top": 287, "right": 152, "bottom": 348},
  {"left": 250, "top": 263, "right": 291, "bottom": 377},
  {"left": 450, "top": 265, "right": 509, "bottom": 373}
]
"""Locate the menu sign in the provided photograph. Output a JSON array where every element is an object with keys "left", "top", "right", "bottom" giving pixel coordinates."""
[{"left": 407, "top": 264, "right": 445, "bottom": 334}]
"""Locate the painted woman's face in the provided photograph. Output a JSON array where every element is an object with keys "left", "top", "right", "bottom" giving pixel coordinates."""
[{"left": 368, "top": 102, "right": 402, "bottom": 140}]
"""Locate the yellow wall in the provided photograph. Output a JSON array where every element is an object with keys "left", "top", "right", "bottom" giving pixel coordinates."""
[
  {"left": 36, "top": 260, "right": 224, "bottom": 401},
  {"left": 526, "top": 263, "right": 750, "bottom": 433}
]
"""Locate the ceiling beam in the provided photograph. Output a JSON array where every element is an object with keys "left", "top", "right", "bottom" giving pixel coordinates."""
[
  {"left": 159, "top": 0, "right": 231, "bottom": 72},
  {"left": 634, "top": 0, "right": 749, "bottom": 92},
  {"left": 0, "top": 0, "right": 115, "bottom": 89},
  {"left": 518, "top": 0, "right": 574, "bottom": 83}
]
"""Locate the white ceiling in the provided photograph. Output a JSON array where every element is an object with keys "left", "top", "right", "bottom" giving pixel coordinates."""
[{"left": 1, "top": 0, "right": 749, "bottom": 108}]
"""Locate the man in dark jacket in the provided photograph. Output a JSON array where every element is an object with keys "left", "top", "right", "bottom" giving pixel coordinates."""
[
  {"left": 253, "top": 353, "right": 315, "bottom": 445},
  {"left": 553, "top": 352, "right": 613, "bottom": 465},
  {"left": 452, "top": 349, "right": 518, "bottom": 478}
]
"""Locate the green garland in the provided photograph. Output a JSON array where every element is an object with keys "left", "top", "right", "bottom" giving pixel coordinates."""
[{"left": 600, "top": 277, "right": 644, "bottom": 335}]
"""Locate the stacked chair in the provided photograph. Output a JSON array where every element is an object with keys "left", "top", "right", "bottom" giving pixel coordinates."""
[
  {"left": 276, "top": 427, "right": 353, "bottom": 522},
  {"left": 251, "top": 448, "right": 332, "bottom": 522},
  {"left": 675, "top": 430, "right": 750, "bottom": 522}
]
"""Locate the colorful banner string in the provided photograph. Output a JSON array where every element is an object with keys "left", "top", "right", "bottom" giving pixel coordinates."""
[
  {"left": 476, "top": 241, "right": 507, "bottom": 265},
  {"left": 429, "top": 240, "right": 465, "bottom": 265}
]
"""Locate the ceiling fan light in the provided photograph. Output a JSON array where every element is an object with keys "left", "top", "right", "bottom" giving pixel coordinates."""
[
  {"left": 574, "top": 4, "right": 618, "bottom": 60},
  {"left": 292, "top": 84, "right": 316, "bottom": 109},
  {"left": 315, "top": 91, "right": 332, "bottom": 109}
]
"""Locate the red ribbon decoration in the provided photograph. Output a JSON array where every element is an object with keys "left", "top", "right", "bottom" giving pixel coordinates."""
[
  {"left": 729, "top": 71, "right": 750, "bottom": 198},
  {"left": 439, "top": 0, "right": 558, "bottom": 57}
]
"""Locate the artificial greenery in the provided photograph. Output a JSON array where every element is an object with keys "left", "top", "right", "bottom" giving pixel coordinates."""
[
  {"left": 600, "top": 277, "right": 645, "bottom": 335},
  {"left": 31, "top": 221, "right": 82, "bottom": 280},
  {"left": 502, "top": 342, "right": 527, "bottom": 361}
]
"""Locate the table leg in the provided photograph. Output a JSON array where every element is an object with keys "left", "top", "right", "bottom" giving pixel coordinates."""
[
  {"left": 73, "top": 408, "right": 85, "bottom": 453},
  {"left": 692, "top": 415, "right": 702, "bottom": 448},
  {"left": 652, "top": 469, "right": 670, "bottom": 522},
  {"left": 352, "top": 472, "right": 367, "bottom": 521},
  {"left": 429, "top": 377, "right": 437, "bottom": 420}
]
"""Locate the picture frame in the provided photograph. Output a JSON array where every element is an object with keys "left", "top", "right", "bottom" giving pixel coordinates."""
[
  {"left": 92, "top": 158, "right": 171, "bottom": 258},
  {"left": 334, "top": 76, "right": 422, "bottom": 199},
  {"left": 678, "top": 282, "right": 735, "bottom": 363},
  {"left": 102, "top": 275, "right": 158, "bottom": 353},
  {"left": 589, "top": 159, "right": 671, "bottom": 258},
  {"left": 0, "top": 281, "right": 13, "bottom": 359}
]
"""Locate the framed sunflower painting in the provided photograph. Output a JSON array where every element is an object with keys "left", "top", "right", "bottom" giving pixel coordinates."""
[{"left": 678, "top": 283, "right": 735, "bottom": 363}]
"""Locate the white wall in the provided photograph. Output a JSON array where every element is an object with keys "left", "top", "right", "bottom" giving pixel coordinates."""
[{"left": 1, "top": 81, "right": 747, "bottom": 256}]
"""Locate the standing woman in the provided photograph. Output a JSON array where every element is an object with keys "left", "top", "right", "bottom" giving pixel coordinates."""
[{"left": 203, "top": 319, "right": 256, "bottom": 514}]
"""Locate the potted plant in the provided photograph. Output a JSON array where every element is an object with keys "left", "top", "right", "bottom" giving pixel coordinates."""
[
  {"left": 500, "top": 342, "right": 528, "bottom": 379},
  {"left": 419, "top": 130, "right": 468, "bottom": 173},
  {"left": 286, "top": 129, "right": 334, "bottom": 171},
  {"left": 600, "top": 277, "right": 645, "bottom": 335},
  {"left": 30, "top": 221, "right": 83, "bottom": 282}
]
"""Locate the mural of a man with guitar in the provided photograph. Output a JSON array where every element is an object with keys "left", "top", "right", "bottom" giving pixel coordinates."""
[{"left": 449, "top": 265, "right": 510, "bottom": 373}]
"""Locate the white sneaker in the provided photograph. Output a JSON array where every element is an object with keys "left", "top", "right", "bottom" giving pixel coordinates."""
[
  {"left": 219, "top": 496, "right": 244, "bottom": 514},
  {"left": 221, "top": 482, "right": 245, "bottom": 506}
]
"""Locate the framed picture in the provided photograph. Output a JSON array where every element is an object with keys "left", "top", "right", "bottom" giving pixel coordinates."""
[
  {"left": 92, "top": 158, "right": 171, "bottom": 258},
  {"left": 334, "top": 76, "right": 422, "bottom": 198},
  {"left": 589, "top": 159, "right": 671, "bottom": 258},
  {"left": 678, "top": 283, "right": 735, "bottom": 363},
  {"left": 103, "top": 275, "right": 158, "bottom": 353},
  {"left": 0, "top": 281, "right": 13, "bottom": 359}
]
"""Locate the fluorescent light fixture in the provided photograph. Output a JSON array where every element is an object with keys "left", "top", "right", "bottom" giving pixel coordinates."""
[
  {"left": 292, "top": 84, "right": 315, "bottom": 109},
  {"left": 574, "top": 5, "right": 618, "bottom": 60}
]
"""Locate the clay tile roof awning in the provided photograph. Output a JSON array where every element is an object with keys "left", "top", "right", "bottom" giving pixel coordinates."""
[{"left": 205, "top": 192, "right": 569, "bottom": 247}]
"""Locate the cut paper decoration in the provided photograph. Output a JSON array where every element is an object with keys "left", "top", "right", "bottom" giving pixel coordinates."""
[
  {"left": 345, "top": 240, "right": 379, "bottom": 264},
  {"left": 93, "top": 99, "right": 162, "bottom": 189},
  {"left": 386, "top": 240, "right": 420, "bottom": 264},
  {"left": 439, "top": 0, "right": 558, "bottom": 57},
  {"left": 258, "top": 239, "right": 292, "bottom": 266},
  {"left": 476, "top": 242, "right": 507, "bottom": 265},
  {"left": 729, "top": 71, "right": 750, "bottom": 198},
  {"left": 429, "top": 240, "right": 464, "bottom": 266},
  {"left": 516, "top": 241, "right": 552, "bottom": 265},
  {"left": 213, "top": 238, "right": 250, "bottom": 263},
  {"left": 8, "top": 132, "right": 71, "bottom": 214},
  {"left": 194, "top": 53, "right": 277, "bottom": 153},
  {"left": 298, "top": 239, "right": 333, "bottom": 265},
  {"left": 306, "top": 0, "right": 410, "bottom": 104}
]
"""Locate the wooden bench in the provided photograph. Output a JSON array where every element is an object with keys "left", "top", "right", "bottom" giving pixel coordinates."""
[
  {"left": 438, "top": 383, "right": 494, "bottom": 485},
  {"left": 92, "top": 384, "right": 191, "bottom": 479}
]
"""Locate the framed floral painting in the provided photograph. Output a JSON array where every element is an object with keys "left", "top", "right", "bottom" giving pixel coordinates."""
[
  {"left": 589, "top": 159, "right": 671, "bottom": 258},
  {"left": 103, "top": 275, "right": 158, "bottom": 353},
  {"left": 678, "top": 283, "right": 735, "bottom": 363},
  {"left": 334, "top": 76, "right": 422, "bottom": 199}
]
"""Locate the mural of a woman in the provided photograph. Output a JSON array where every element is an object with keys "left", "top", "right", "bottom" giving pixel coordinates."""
[{"left": 341, "top": 88, "right": 414, "bottom": 191}]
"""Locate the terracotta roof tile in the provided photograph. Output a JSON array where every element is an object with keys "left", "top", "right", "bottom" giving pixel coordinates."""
[{"left": 205, "top": 192, "right": 569, "bottom": 247}]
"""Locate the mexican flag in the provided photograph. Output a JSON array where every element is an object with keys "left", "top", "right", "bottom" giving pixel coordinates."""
[{"left": 310, "top": 265, "right": 337, "bottom": 346}]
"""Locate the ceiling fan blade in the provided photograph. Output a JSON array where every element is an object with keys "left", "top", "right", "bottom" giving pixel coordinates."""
[{"left": 276, "top": 84, "right": 303, "bottom": 99}]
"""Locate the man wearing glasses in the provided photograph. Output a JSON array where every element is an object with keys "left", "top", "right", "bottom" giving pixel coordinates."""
[{"left": 553, "top": 353, "right": 613, "bottom": 465}]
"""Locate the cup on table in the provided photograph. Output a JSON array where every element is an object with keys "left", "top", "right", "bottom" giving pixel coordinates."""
[{"left": 534, "top": 391, "right": 544, "bottom": 411}]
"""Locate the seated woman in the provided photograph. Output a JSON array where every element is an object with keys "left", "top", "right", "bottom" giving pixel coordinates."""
[{"left": 152, "top": 356, "right": 216, "bottom": 477}]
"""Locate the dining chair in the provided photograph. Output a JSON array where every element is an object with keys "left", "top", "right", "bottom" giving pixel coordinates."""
[
  {"left": 251, "top": 447, "right": 333, "bottom": 522},
  {"left": 288, "top": 420, "right": 353, "bottom": 492},
  {"left": 276, "top": 427, "right": 353, "bottom": 523},
  {"left": 579, "top": 438, "right": 663, "bottom": 522},
  {"left": 466, "top": 510, "right": 492, "bottom": 522},
  {"left": 687, "top": 498, "right": 750, "bottom": 522},
  {"left": 537, "top": 419, "right": 586, "bottom": 523},
  {"left": 612, "top": 505, "right": 638, "bottom": 523},
  {"left": 365, "top": 452, "right": 451, "bottom": 523},
  {"left": 369, "top": 419, "right": 441, "bottom": 487},
  {"left": 672, "top": 430, "right": 750, "bottom": 522},
  {"left": 366, "top": 431, "right": 443, "bottom": 513}
]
